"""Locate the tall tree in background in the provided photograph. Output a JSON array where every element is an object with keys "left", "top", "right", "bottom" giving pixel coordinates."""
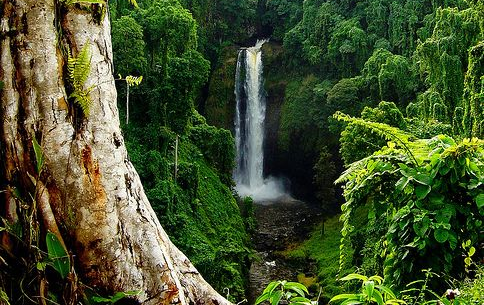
[{"left": 0, "top": 1, "right": 229, "bottom": 304}]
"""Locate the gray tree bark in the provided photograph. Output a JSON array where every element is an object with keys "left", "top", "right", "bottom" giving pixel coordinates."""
[{"left": 0, "top": 1, "right": 231, "bottom": 304}]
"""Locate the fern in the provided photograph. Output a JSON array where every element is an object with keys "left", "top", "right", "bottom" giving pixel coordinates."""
[
  {"left": 125, "top": 75, "right": 143, "bottom": 87},
  {"left": 67, "top": 44, "right": 93, "bottom": 116},
  {"left": 334, "top": 111, "right": 419, "bottom": 165}
]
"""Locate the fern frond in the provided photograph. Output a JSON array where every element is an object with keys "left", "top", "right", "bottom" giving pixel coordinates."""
[
  {"left": 73, "top": 44, "right": 91, "bottom": 86},
  {"left": 334, "top": 111, "right": 419, "bottom": 165},
  {"left": 67, "top": 43, "right": 92, "bottom": 117},
  {"left": 69, "top": 90, "right": 92, "bottom": 116},
  {"left": 125, "top": 75, "right": 143, "bottom": 86}
]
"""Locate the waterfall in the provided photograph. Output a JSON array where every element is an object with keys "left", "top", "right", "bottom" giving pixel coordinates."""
[{"left": 234, "top": 40, "right": 287, "bottom": 202}]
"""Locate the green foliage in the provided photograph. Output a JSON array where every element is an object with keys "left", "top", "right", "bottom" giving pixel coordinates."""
[
  {"left": 336, "top": 114, "right": 483, "bottom": 289},
  {"left": 313, "top": 146, "right": 338, "bottom": 213},
  {"left": 45, "top": 232, "right": 70, "bottom": 279},
  {"left": 279, "top": 76, "right": 327, "bottom": 151},
  {"left": 124, "top": 119, "right": 249, "bottom": 300},
  {"left": 326, "top": 77, "right": 367, "bottom": 119},
  {"left": 457, "top": 265, "right": 484, "bottom": 304},
  {"left": 260, "top": 0, "right": 303, "bottom": 41},
  {"left": 139, "top": 0, "right": 198, "bottom": 69},
  {"left": 339, "top": 102, "right": 407, "bottom": 165},
  {"left": 180, "top": 0, "right": 256, "bottom": 60},
  {"left": 329, "top": 274, "right": 405, "bottom": 305},
  {"left": 32, "top": 136, "right": 44, "bottom": 175},
  {"left": 164, "top": 50, "right": 210, "bottom": 134},
  {"left": 67, "top": 43, "right": 93, "bottom": 116},
  {"left": 111, "top": 16, "right": 147, "bottom": 76},
  {"left": 240, "top": 196, "right": 256, "bottom": 234},
  {"left": 255, "top": 280, "right": 311, "bottom": 305},
  {"left": 91, "top": 290, "right": 141, "bottom": 304},
  {"left": 188, "top": 122, "right": 235, "bottom": 185},
  {"left": 283, "top": 214, "right": 353, "bottom": 301},
  {"left": 462, "top": 42, "right": 484, "bottom": 138},
  {"left": 413, "top": 5, "right": 483, "bottom": 128},
  {"left": 0, "top": 290, "right": 9, "bottom": 305},
  {"left": 327, "top": 19, "right": 369, "bottom": 76},
  {"left": 363, "top": 49, "right": 417, "bottom": 108}
]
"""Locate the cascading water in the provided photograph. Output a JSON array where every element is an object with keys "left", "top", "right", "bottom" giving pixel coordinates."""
[{"left": 234, "top": 40, "right": 287, "bottom": 201}]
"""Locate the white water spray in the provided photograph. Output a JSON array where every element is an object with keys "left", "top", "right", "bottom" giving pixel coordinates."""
[{"left": 234, "top": 40, "right": 288, "bottom": 201}]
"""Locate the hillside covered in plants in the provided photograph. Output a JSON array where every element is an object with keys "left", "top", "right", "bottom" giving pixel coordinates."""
[
  {"left": 0, "top": 0, "right": 480, "bottom": 304},
  {"left": 107, "top": 0, "right": 483, "bottom": 302}
]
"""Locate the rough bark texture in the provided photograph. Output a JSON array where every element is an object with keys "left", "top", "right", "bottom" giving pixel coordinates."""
[{"left": 0, "top": 1, "right": 231, "bottom": 304}]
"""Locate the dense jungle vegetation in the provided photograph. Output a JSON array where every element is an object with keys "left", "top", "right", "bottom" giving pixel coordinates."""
[{"left": 108, "top": 0, "right": 482, "bottom": 303}]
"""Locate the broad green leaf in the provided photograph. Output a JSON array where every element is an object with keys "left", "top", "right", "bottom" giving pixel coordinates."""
[
  {"left": 415, "top": 185, "right": 431, "bottom": 200},
  {"left": 428, "top": 192, "right": 444, "bottom": 206},
  {"left": 255, "top": 292, "right": 270, "bottom": 305},
  {"left": 339, "top": 273, "right": 368, "bottom": 282},
  {"left": 46, "top": 232, "right": 70, "bottom": 279},
  {"left": 110, "top": 291, "right": 140, "bottom": 303},
  {"left": 262, "top": 281, "right": 280, "bottom": 295},
  {"left": 376, "top": 285, "right": 396, "bottom": 299},
  {"left": 386, "top": 300, "right": 407, "bottom": 305},
  {"left": 32, "top": 136, "right": 44, "bottom": 174},
  {"left": 413, "top": 217, "right": 430, "bottom": 237},
  {"left": 368, "top": 275, "right": 383, "bottom": 284},
  {"left": 447, "top": 230, "right": 458, "bottom": 250},
  {"left": 414, "top": 173, "right": 432, "bottom": 186},
  {"left": 286, "top": 286, "right": 305, "bottom": 297},
  {"left": 270, "top": 289, "right": 282, "bottom": 305},
  {"left": 469, "top": 246, "right": 476, "bottom": 257},
  {"left": 91, "top": 296, "right": 112, "bottom": 303},
  {"left": 290, "top": 296, "right": 312, "bottom": 304},
  {"left": 329, "top": 294, "right": 360, "bottom": 303},
  {"left": 439, "top": 165, "right": 451, "bottom": 175},
  {"left": 372, "top": 289, "right": 383, "bottom": 305},
  {"left": 436, "top": 206, "right": 454, "bottom": 223},
  {"left": 284, "top": 282, "right": 308, "bottom": 295},
  {"left": 434, "top": 228, "right": 449, "bottom": 243},
  {"left": 395, "top": 176, "right": 409, "bottom": 192},
  {"left": 476, "top": 194, "right": 484, "bottom": 209},
  {"left": 364, "top": 281, "right": 375, "bottom": 299}
]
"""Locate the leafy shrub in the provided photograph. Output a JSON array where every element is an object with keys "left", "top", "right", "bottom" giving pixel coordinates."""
[{"left": 335, "top": 113, "right": 484, "bottom": 289}]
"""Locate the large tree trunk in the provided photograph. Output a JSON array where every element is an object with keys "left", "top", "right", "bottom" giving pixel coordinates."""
[{"left": 0, "top": 1, "right": 231, "bottom": 304}]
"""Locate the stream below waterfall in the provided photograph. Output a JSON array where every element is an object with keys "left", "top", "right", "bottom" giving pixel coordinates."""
[{"left": 248, "top": 197, "right": 323, "bottom": 302}]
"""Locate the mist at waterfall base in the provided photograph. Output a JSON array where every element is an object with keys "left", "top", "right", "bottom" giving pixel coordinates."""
[
  {"left": 236, "top": 175, "right": 291, "bottom": 202},
  {"left": 234, "top": 40, "right": 291, "bottom": 202}
]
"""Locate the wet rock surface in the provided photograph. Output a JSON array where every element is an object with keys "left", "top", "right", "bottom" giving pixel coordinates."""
[{"left": 248, "top": 196, "right": 322, "bottom": 302}]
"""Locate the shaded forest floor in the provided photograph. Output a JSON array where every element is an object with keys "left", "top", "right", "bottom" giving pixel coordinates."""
[{"left": 248, "top": 197, "right": 323, "bottom": 302}]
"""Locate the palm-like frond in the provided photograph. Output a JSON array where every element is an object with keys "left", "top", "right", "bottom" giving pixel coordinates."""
[{"left": 334, "top": 111, "right": 419, "bottom": 165}]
